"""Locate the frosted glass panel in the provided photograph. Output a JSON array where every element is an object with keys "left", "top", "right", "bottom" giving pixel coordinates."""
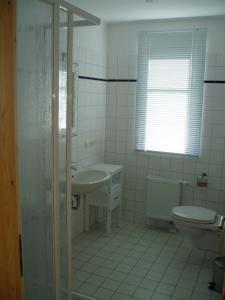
[
  {"left": 59, "top": 8, "right": 69, "bottom": 299},
  {"left": 17, "top": 0, "right": 54, "bottom": 299}
]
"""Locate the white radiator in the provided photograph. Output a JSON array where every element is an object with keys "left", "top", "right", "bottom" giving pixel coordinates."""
[{"left": 146, "top": 175, "right": 181, "bottom": 221}]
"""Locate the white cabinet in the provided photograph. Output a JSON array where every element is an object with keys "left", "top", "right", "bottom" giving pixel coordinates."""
[{"left": 85, "top": 163, "right": 123, "bottom": 236}]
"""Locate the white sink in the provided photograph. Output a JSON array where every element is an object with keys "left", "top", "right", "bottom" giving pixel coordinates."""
[{"left": 72, "top": 170, "right": 110, "bottom": 195}]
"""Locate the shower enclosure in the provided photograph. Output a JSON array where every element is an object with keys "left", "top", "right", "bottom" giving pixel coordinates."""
[{"left": 16, "top": 1, "right": 100, "bottom": 299}]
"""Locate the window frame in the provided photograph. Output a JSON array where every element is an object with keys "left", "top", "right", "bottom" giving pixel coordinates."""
[{"left": 135, "top": 29, "right": 207, "bottom": 157}]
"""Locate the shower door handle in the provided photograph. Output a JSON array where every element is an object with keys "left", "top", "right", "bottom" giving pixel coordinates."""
[{"left": 19, "top": 234, "right": 23, "bottom": 277}]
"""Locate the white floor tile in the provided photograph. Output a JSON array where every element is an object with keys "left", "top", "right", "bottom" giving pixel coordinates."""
[
  {"left": 81, "top": 262, "right": 98, "bottom": 273},
  {"left": 130, "top": 267, "right": 148, "bottom": 278},
  {"left": 151, "top": 292, "right": 171, "bottom": 300},
  {"left": 146, "top": 270, "right": 163, "bottom": 281},
  {"left": 134, "top": 287, "right": 154, "bottom": 300},
  {"left": 95, "top": 266, "right": 113, "bottom": 277},
  {"left": 86, "top": 274, "right": 105, "bottom": 286},
  {"left": 117, "top": 282, "right": 137, "bottom": 296},
  {"left": 109, "top": 270, "right": 127, "bottom": 282},
  {"left": 72, "top": 279, "right": 83, "bottom": 290},
  {"left": 124, "top": 274, "right": 143, "bottom": 286},
  {"left": 89, "top": 256, "right": 105, "bottom": 266},
  {"left": 73, "top": 270, "right": 90, "bottom": 281},
  {"left": 191, "top": 290, "right": 211, "bottom": 300},
  {"left": 173, "top": 286, "right": 192, "bottom": 299},
  {"left": 102, "top": 278, "right": 121, "bottom": 291},
  {"left": 103, "top": 259, "right": 119, "bottom": 269},
  {"left": 116, "top": 263, "right": 133, "bottom": 273},
  {"left": 94, "top": 287, "right": 114, "bottom": 300},
  {"left": 110, "top": 292, "right": 131, "bottom": 300},
  {"left": 140, "top": 278, "right": 158, "bottom": 291},
  {"left": 161, "top": 273, "right": 180, "bottom": 285},
  {"left": 156, "top": 283, "right": 175, "bottom": 296},
  {"left": 72, "top": 222, "right": 214, "bottom": 300},
  {"left": 78, "top": 282, "right": 98, "bottom": 296}
]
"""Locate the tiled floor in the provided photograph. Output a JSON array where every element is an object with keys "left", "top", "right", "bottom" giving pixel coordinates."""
[{"left": 72, "top": 221, "right": 221, "bottom": 300}]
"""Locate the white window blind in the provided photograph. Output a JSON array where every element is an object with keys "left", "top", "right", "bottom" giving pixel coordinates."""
[{"left": 135, "top": 29, "right": 207, "bottom": 156}]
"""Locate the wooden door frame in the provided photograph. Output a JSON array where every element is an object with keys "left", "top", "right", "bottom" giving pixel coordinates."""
[{"left": 0, "top": 0, "right": 23, "bottom": 299}]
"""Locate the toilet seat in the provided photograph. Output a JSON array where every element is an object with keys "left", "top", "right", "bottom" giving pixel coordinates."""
[{"left": 171, "top": 206, "right": 217, "bottom": 224}]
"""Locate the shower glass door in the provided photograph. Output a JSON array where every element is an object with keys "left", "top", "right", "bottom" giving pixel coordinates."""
[
  {"left": 17, "top": 0, "right": 97, "bottom": 299},
  {"left": 17, "top": 1, "right": 73, "bottom": 299},
  {"left": 58, "top": 6, "right": 73, "bottom": 299},
  {"left": 17, "top": 0, "right": 55, "bottom": 299},
  {"left": 59, "top": 7, "right": 69, "bottom": 297}
]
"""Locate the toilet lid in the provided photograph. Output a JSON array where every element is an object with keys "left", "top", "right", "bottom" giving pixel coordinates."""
[{"left": 172, "top": 206, "right": 217, "bottom": 224}]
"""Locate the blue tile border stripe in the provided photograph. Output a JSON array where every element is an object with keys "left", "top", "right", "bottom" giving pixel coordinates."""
[
  {"left": 204, "top": 80, "right": 225, "bottom": 84},
  {"left": 79, "top": 76, "right": 225, "bottom": 84},
  {"left": 79, "top": 76, "right": 137, "bottom": 82},
  {"left": 107, "top": 79, "right": 137, "bottom": 82},
  {"left": 79, "top": 76, "right": 106, "bottom": 82}
]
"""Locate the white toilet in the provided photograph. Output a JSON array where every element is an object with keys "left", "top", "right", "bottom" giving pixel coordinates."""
[{"left": 171, "top": 206, "right": 225, "bottom": 253}]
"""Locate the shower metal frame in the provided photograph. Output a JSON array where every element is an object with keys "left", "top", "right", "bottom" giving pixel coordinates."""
[{"left": 52, "top": 1, "right": 100, "bottom": 300}]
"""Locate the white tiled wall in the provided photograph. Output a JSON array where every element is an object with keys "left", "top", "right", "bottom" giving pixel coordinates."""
[
  {"left": 72, "top": 40, "right": 107, "bottom": 165},
  {"left": 71, "top": 24, "right": 107, "bottom": 237},
  {"left": 72, "top": 18, "right": 225, "bottom": 233},
  {"left": 105, "top": 18, "right": 225, "bottom": 224},
  {"left": 205, "top": 52, "right": 225, "bottom": 81}
]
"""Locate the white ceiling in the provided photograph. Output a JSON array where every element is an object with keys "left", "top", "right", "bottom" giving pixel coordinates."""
[{"left": 70, "top": 0, "right": 225, "bottom": 23}]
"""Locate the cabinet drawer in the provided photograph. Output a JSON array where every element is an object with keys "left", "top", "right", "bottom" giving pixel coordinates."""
[
  {"left": 111, "top": 183, "right": 121, "bottom": 194},
  {"left": 111, "top": 186, "right": 121, "bottom": 209}
]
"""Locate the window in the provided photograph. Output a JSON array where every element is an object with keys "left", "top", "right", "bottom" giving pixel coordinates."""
[
  {"left": 59, "top": 64, "right": 79, "bottom": 134},
  {"left": 59, "top": 70, "right": 67, "bottom": 130},
  {"left": 135, "top": 29, "right": 207, "bottom": 156}
]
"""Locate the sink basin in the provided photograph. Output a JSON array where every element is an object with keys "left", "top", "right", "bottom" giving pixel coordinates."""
[{"left": 72, "top": 170, "right": 110, "bottom": 195}]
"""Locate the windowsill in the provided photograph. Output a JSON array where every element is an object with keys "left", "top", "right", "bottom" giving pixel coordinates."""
[{"left": 135, "top": 149, "right": 199, "bottom": 158}]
